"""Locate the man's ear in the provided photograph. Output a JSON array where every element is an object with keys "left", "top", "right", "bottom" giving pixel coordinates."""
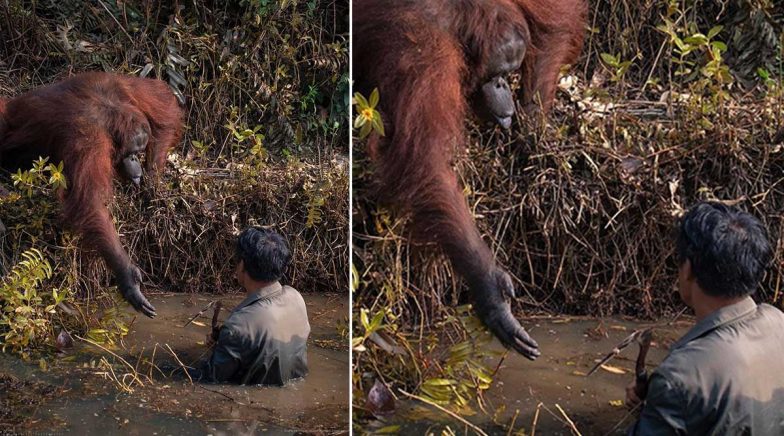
[
  {"left": 677, "top": 258, "right": 692, "bottom": 303},
  {"left": 683, "top": 259, "right": 695, "bottom": 281},
  {"left": 235, "top": 259, "right": 245, "bottom": 282}
]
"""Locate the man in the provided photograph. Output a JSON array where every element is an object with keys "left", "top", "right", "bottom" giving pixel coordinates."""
[
  {"left": 202, "top": 227, "right": 310, "bottom": 386},
  {"left": 627, "top": 202, "right": 784, "bottom": 435}
]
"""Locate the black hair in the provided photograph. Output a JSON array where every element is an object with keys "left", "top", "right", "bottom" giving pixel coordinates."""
[
  {"left": 676, "top": 202, "right": 772, "bottom": 298},
  {"left": 236, "top": 227, "right": 291, "bottom": 282}
]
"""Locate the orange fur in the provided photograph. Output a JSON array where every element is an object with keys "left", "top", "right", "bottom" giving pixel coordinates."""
[
  {"left": 0, "top": 72, "right": 183, "bottom": 271},
  {"left": 354, "top": 0, "right": 584, "bottom": 275}
]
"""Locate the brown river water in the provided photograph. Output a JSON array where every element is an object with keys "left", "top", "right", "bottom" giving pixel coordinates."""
[
  {"left": 1, "top": 292, "right": 694, "bottom": 435},
  {"left": 0, "top": 292, "right": 349, "bottom": 435},
  {"left": 365, "top": 316, "right": 693, "bottom": 435}
]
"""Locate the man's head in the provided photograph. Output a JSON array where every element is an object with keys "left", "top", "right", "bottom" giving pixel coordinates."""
[
  {"left": 675, "top": 202, "right": 772, "bottom": 307},
  {"left": 235, "top": 227, "right": 291, "bottom": 291}
]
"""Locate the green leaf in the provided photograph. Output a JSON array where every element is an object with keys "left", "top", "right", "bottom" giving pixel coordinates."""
[
  {"left": 353, "top": 114, "right": 365, "bottom": 129},
  {"left": 423, "top": 378, "right": 457, "bottom": 386},
  {"left": 353, "top": 92, "right": 369, "bottom": 109},
  {"left": 360, "top": 308, "right": 369, "bottom": 330},
  {"left": 359, "top": 122, "right": 372, "bottom": 139},
  {"left": 371, "top": 116, "right": 385, "bottom": 137},
  {"left": 369, "top": 310, "right": 385, "bottom": 332},
  {"left": 672, "top": 36, "right": 687, "bottom": 51},
  {"left": 707, "top": 25, "right": 723, "bottom": 39},
  {"left": 711, "top": 41, "right": 727, "bottom": 52},
  {"left": 684, "top": 34, "right": 708, "bottom": 46},
  {"left": 600, "top": 53, "right": 618, "bottom": 67},
  {"left": 374, "top": 425, "right": 401, "bottom": 434},
  {"left": 350, "top": 264, "right": 360, "bottom": 292}
]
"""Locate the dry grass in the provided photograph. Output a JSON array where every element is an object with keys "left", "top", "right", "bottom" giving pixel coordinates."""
[
  {"left": 0, "top": 0, "right": 349, "bottom": 296},
  {"left": 353, "top": 0, "right": 784, "bottom": 326}
]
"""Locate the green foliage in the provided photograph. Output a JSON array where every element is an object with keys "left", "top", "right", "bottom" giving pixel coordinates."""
[
  {"left": 301, "top": 83, "right": 320, "bottom": 112},
  {"left": 656, "top": 3, "right": 736, "bottom": 123},
  {"left": 658, "top": 19, "right": 732, "bottom": 85},
  {"left": 353, "top": 307, "right": 389, "bottom": 351},
  {"left": 332, "top": 72, "right": 351, "bottom": 130},
  {"left": 11, "top": 157, "right": 67, "bottom": 196},
  {"left": 0, "top": 248, "right": 60, "bottom": 359},
  {"left": 353, "top": 273, "right": 502, "bottom": 416},
  {"left": 84, "top": 298, "right": 130, "bottom": 347},
  {"left": 305, "top": 183, "right": 326, "bottom": 228},
  {"left": 225, "top": 107, "right": 269, "bottom": 166},
  {"left": 600, "top": 52, "right": 638, "bottom": 84},
  {"left": 1, "top": 157, "right": 65, "bottom": 239},
  {"left": 416, "top": 306, "right": 501, "bottom": 415},
  {"left": 1, "top": 160, "right": 132, "bottom": 359},
  {"left": 190, "top": 140, "right": 211, "bottom": 158},
  {"left": 353, "top": 88, "right": 385, "bottom": 139},
  {"left": 242, "top": 0, "right": 281, "bottom": 17}
]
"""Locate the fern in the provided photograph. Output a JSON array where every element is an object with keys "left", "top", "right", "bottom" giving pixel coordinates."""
[
  {"left": 0, "top": 248, "right": 60, "bottom": 358},
  {"left": 305, "top": 183, "right": 325, "bottom": 228}
]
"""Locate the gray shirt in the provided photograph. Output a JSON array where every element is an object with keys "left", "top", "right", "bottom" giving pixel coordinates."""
[
  {"left": 629, "top": 297, "right": 784, "bottom": 435},
  {"left": 205, "top": 282, "right": 310, "bottom": 386}
]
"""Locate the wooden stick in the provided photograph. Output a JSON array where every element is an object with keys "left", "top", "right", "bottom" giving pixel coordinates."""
[
  {"left": 182, "top": 300, "right": 215, "bottom": 327},
  {"left": 555, "top": 403, "right": 582, "bottom": 436},
  {"left": 506, "top": 408, "right": 520, "bottom": 436},
  {"left": 531, "top": 402, "right": 542, "bottom": 436},
  {"left": 164, "top": 343, "right": 193, "bottom": 384},
  {"left": 399, "top": 389, "right": 489, "bottom": 436},
  {"left": 211, "top": 300, "right": 222, "bottom": 329},
  {"left": 76, "top": 335, "right": 145, "bottom": 387}
]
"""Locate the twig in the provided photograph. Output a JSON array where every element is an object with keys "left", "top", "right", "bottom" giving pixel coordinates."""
[
  {"left": 531, "top": 402, "right": 542, "bottom": 436},
  {"left": 164, "top": 343, "right": 193, "bottom": 384},
  {"left": 96, "top": 0, "right": 134, "bottom": 43},
  {"left": 399, "top": 389, "right": 489, "bottom": 436},
  {"left": 98, "top": 357, "right": 133, "bottom": 393},
  {"left": 506, "top": 408, "right": 520, "bottom": 436},
  {"left": 198, "top": 385, "right": 247, "bottom": 406},
  {"left": 76, "top": 335, "right": 145, "bottom": 387},
  {"left": 603, "top": 402, "right": 642, "bottom": 436},
  {"left": 555, "top": 403, "right": 582, "bottom": 436},
  {"left": 183, "top": 300, "right": 216, "bottom": 327}
]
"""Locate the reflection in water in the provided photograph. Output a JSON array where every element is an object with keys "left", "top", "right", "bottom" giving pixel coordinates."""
[{"left": 0, "top": 292, "right": 349, "bottom": 434}]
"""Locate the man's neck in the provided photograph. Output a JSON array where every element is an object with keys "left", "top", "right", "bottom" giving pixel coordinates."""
[
  {"left": 693, "top": 294, "right": 748, "bottom": 322},
  {"left": 244, "top": 280, "right": 276, "bottom": 295}
]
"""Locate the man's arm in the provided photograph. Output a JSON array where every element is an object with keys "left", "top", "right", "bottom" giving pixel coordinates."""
[
  {"left": 627, "top": 373, "right": 688, "bottom": 436},
  {"left": 204, "top": 326, "right": 243, "bottom": 382}
]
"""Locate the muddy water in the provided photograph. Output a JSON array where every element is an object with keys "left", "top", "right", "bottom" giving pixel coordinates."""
[
  {"left": 383, "top": 316, "right": 693, "bottom": 435},
  {"left": 0, "top": 292, "right": 349, "bottom": 435}
]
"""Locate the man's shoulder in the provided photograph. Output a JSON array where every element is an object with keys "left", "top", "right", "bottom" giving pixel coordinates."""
[
  {"left": 229, "top": 286, "right": 306, "bottom": 318},
  {"left": 658, "top": 303, "right": 784, "bottom": 387},
  {"left": 282, "top": 284, "right": 302, "bottom": 297},
  {"left": 655, "top": 345, "right": 702, "bottom": 387},
  {"left": 757, "top": 303, "right": 784, "bottom": 324},
  {"left": 217, "top": 317, "right": 248, "bottom": 346},
  {"left": 282, "top": 285, "right": 307, "bottom": 306}
]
